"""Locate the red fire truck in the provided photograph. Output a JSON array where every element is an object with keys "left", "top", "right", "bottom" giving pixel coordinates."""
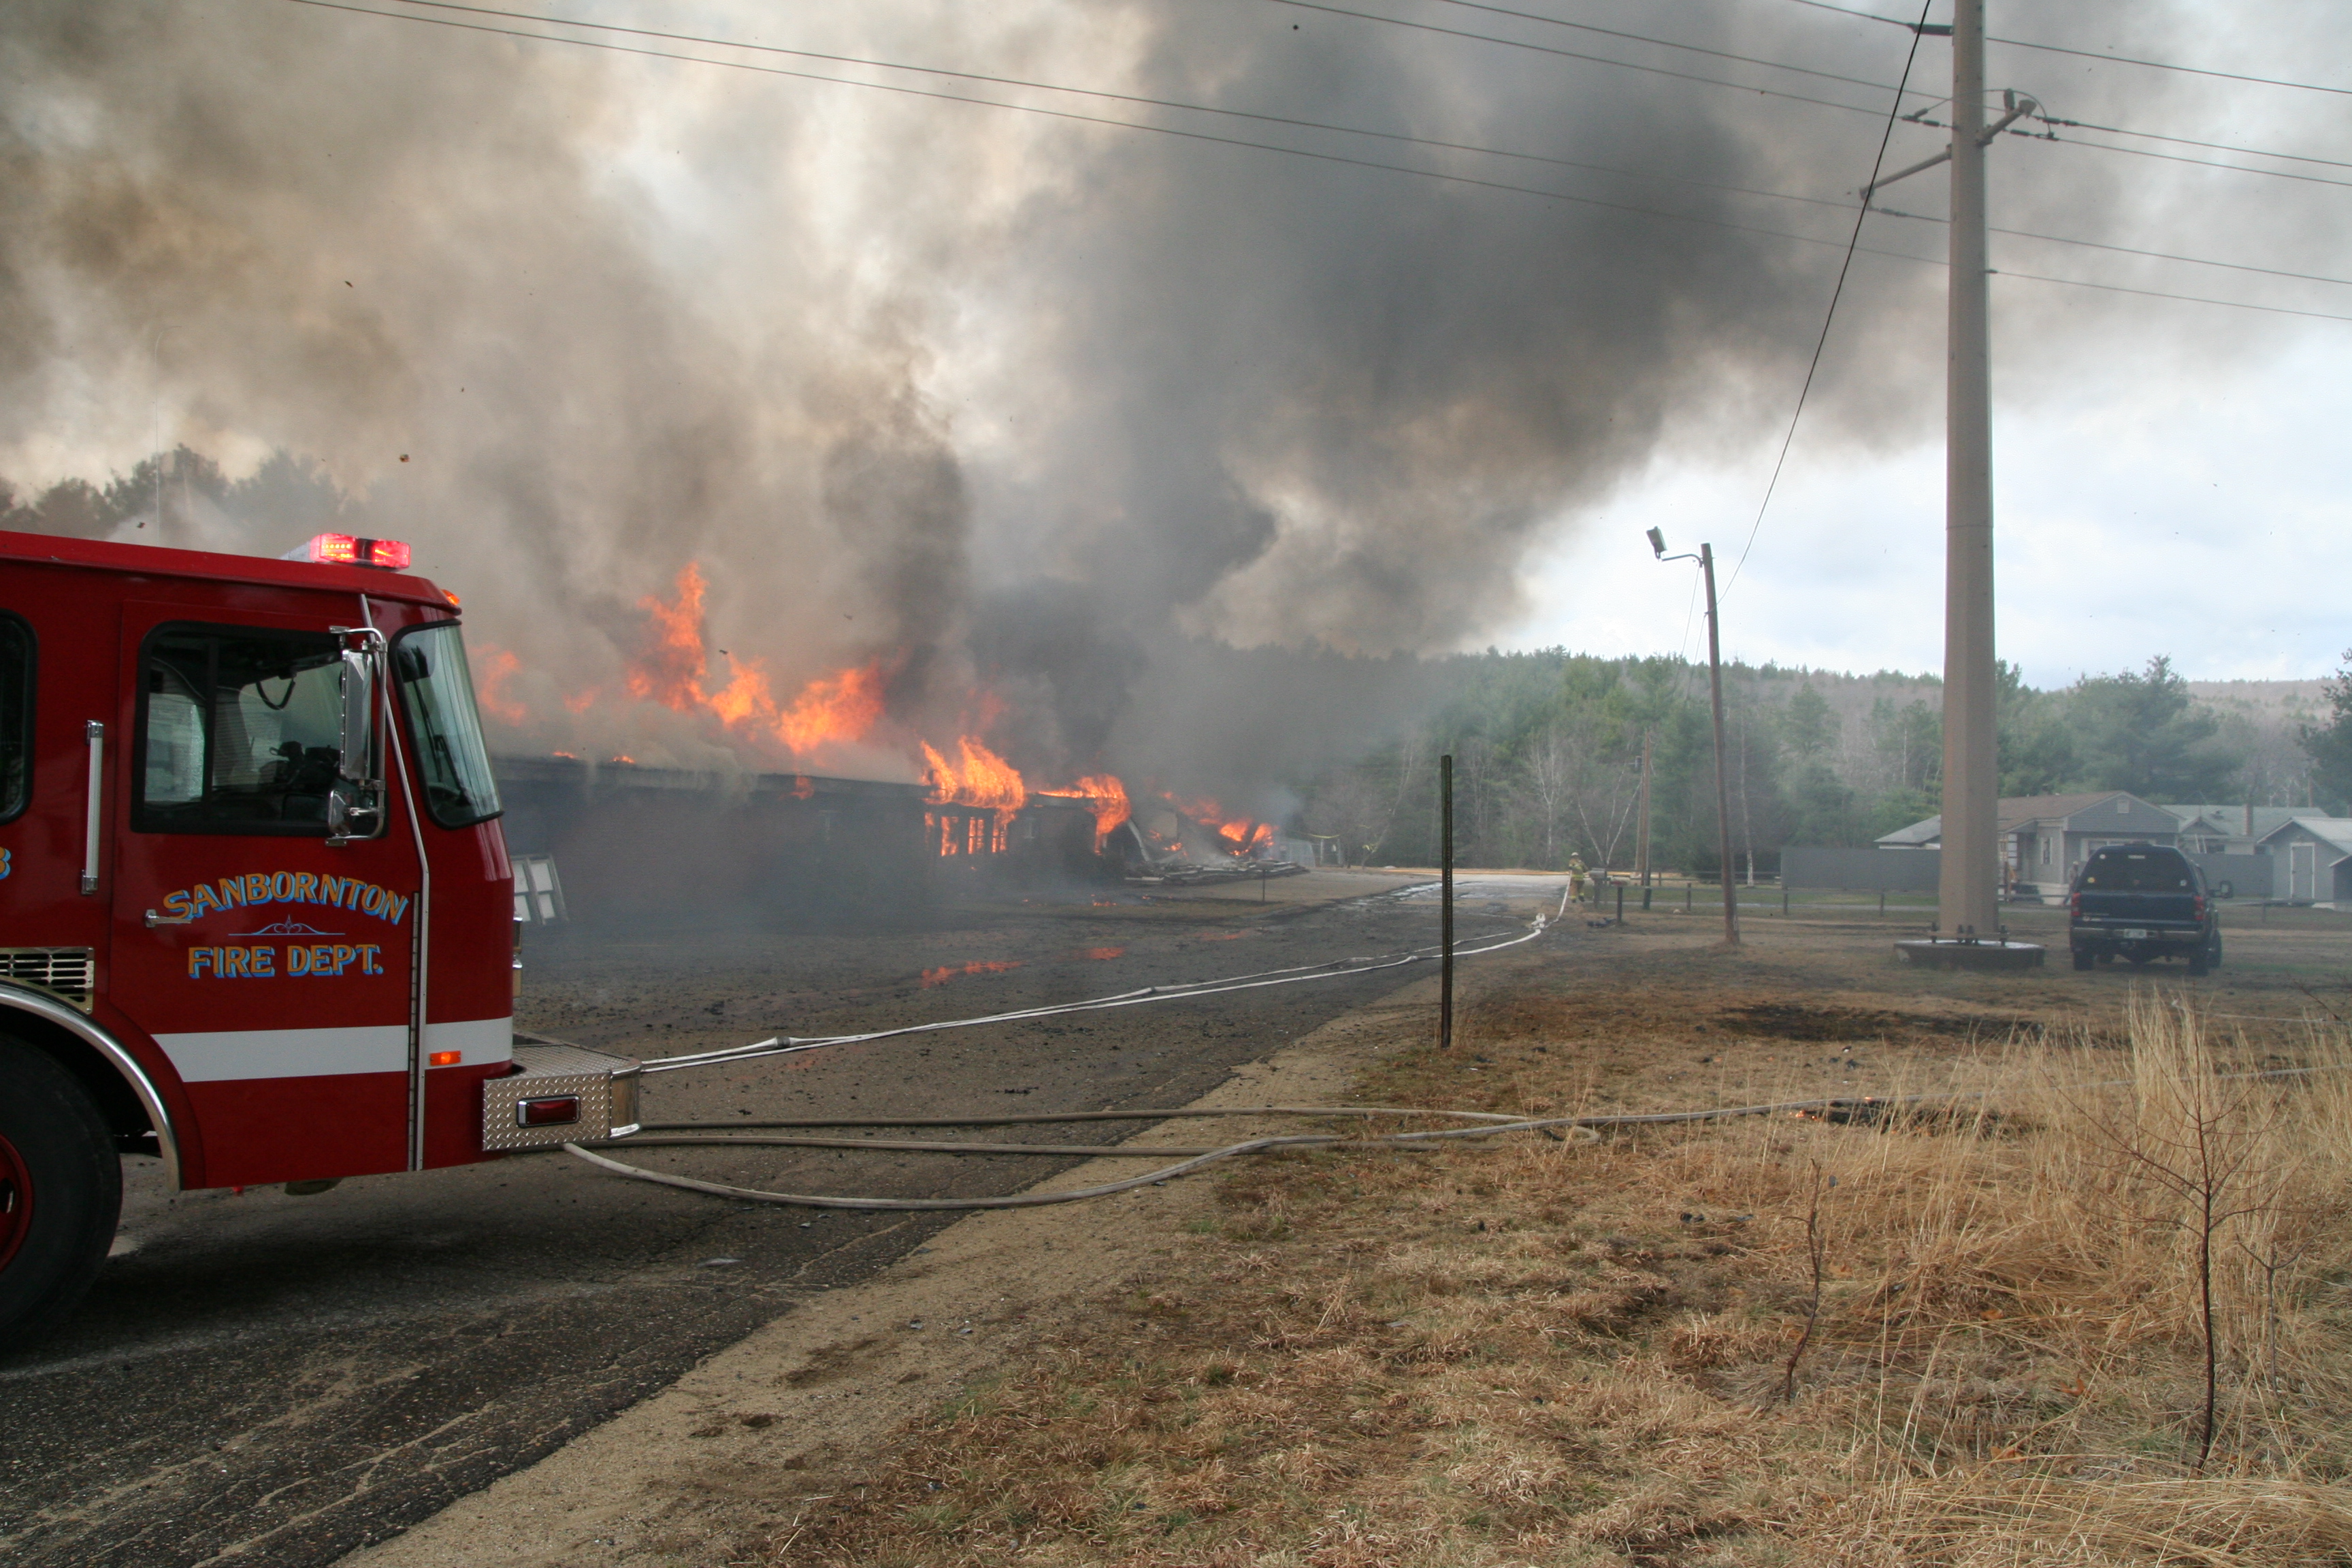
[{"left": 0, "top": 529, "right": 636, "bottom": 1345}]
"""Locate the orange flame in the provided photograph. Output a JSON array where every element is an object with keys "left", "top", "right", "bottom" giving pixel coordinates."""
[
  {"left": 923, "top": 736, "right": 1029, "bottom": 826},
  {"left": 920, "top": 958, "right": 1025, "bottom": 987},
  {"left": 625, "top": 562, "right": 885, "bottom": 757},
  {"left": 472, "top": 643, "right": 527, "bottom": 725},
  {"left": 1221, "top": 819, "right": 1274, "bottom": 853},
  {"left": 775, "top": 664, "right": 886, "bottom": 753},
  {"left": 1037, "top": 773, "right": 1131, "bottom": 842}
]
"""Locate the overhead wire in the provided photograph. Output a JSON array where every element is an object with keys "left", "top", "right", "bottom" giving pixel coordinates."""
[
  {"left": 370, "top": 1, "right": 2352, "bottom": 292},
  {"left": 1399, "top": 0, "right": 1921, "bottom": 96},
  {"left": 1260, "top": 0, "right": 1910, "bottom": 117},
  {"left": 346, "top": 1, "right": 2345, "bottom": 297},
  {"left": 1723, "top": 0, "right": 1933, "bottom": 598},
  {"left": 1779, "top": 0, "right": 2352, "bottom": 101},
  {"left": 376, "top": 0, "right": 1872, "bottom": 214},
  {"left": 1872, "top": 207, "right": 2352, "bottom": 293},
  {"left": 294, "top": 0, "right": 1886, "bottom": 252},
  {"left": 291, "top": 2, "right": 2352, "bottom": 327}
]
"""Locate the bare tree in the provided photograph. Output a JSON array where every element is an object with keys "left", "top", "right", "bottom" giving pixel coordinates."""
[{"left": 1514, "top": 722, "right": 1576, "bottom": 868}]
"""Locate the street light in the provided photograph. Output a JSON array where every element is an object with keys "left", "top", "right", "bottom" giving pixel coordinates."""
[{"left": 1648, "top": 528, "right": 1737, "bottom": 948}]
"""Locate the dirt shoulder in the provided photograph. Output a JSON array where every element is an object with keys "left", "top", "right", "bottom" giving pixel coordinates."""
[{"left": 337, "top": 962, "right": 1441, "bottom": 1568}]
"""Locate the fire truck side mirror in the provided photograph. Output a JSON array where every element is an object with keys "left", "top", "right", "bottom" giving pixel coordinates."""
[{"left": 328, "top": 646, "right": 387, "bottom": 843}]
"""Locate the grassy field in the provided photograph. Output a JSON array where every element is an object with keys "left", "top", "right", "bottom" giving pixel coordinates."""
[{"left": 760, "top": 911, "right": 2352, "bottom": 1567}]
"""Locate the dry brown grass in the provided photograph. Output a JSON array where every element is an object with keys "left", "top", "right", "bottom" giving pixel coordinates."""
[{"left": 763, "top": 991, "right": 2352, "bottom": 1567}]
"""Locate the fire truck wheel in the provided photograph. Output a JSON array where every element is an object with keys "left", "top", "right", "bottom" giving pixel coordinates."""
[{"left": 0, "top": 1037, "right": 124, "bottom": 1350}]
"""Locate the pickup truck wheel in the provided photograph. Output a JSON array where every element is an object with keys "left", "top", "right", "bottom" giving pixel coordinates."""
[
  {"left": 0, "top": 1038, "right": 122, "bottom": 1349},
  {"left": 2072, "top": 949, "right": 2093, "bottom": 972}
]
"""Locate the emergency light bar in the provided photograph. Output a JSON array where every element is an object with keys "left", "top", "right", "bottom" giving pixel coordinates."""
[{"left": 280, "top": 533, "right": 412, "bottom": 571}]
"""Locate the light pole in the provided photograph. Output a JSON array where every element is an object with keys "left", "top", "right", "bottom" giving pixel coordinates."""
[{"left": 1648, "top": 527, "right": 1737, "bottom": 948}]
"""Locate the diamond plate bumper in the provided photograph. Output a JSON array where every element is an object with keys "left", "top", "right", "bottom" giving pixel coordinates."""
[{"left": 480, "top": 1041, "right": 642, "bottom": 1152}]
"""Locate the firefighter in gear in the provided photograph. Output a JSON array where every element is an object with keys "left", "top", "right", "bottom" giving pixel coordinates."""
[{"left": 1567, "top": 853, "right": 1588, "bottom": 904}]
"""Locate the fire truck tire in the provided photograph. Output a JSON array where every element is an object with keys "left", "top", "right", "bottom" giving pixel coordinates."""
[{"left": 0, "top": 1037, "right": 123, "bottom": 1350}]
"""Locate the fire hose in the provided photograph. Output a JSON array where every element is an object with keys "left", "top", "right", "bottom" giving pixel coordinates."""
[
  {"left": 564, "top": 885, "right": 2350, "bottom": 1213},
  {"left": 565, "top": 892, "right": 1570, "bottom": 1207}
]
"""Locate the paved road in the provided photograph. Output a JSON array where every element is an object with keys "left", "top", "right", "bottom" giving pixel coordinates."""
[{"left": 0, "top": 870, "right": 1517, "bottom": 1568}]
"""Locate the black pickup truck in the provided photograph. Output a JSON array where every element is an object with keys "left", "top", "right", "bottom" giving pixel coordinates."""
[{"left": 2069, "top": 843, "right": 2221, "bottom": 974}]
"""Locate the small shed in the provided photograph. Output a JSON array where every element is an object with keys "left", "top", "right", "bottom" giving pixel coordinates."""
[{"left": 2253, "top": 817, "right": 2352, "bottom": 904}]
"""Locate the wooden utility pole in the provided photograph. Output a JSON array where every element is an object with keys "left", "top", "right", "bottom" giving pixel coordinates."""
[
  {"left": 1440, "top": 753, "right": 1455, "bottom": 1049},
  {"left": 1635, "top": 731, "right": 1653, "bottom": 911}
]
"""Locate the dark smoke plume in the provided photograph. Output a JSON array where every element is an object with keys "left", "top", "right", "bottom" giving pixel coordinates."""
[{"left": 1, "top": 0, "right": 2328, "bottom": 794}]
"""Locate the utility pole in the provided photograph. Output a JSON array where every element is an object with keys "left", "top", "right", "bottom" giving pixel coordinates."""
[
  {"left": 1938, "top": 0, "right": 1999, "bottom": 941},
  {"left": 1635, "top": 730, "right": 1653, "bottom": 911},
  {"left": 1647, "top": 528, "right": 1737, "bottom": 947},
  {"left": 1701, "top": 544, "right": 1738, "bottom": 947},
  {"left": 1439, "top": 753, "right": 1454, "bottom": 1049},
  {"left": 1860, "top": 1, "right": 2040, "bottom": 954}
]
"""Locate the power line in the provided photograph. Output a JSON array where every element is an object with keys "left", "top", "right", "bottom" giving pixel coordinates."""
[
  {"left": 1988, "top": 267, "right": 2352, "bottom": 325},
  {"left": 1725, "top": 1, "right": 1934, "bottom": 598},
  {"left": 303, "top": 1, "right": 1874, "bottom": 247},
  {"left": 380, "top": 0, "right": 1865, "bottom": 216},
  {"left": 374, "top": 1, "right": 2351, "bottom": 294},
  {"left": 1906, "top": 110, "right": 2352, "bottom": 191},
  {"left": 1872, "top": 208, "right": 2352, "bottom": 292},
  {"left": 289, "top": 2, "right": 2352, "bottom": 327},
  {"left": 2028, "top": 123, "right": 2352, "bottom": 192},
  {"left": 1412, "top": 0, "right": 1917, "bottom": 97},
  {"left": 1990, "top": 32, "right": 2352, "bottom": 100},
  {"left": 391, "top": 0, "right": 2352, "bottom": 198},
  {"left": 1777, "top": 0, "right": 2352, "bottom": 101},
  {"left": 1294, "top": 0, "right": 2351, "bottom": 190},
  {"left": 1259, "top": 0, "right": 1905, "bottom": 118},
  {"left": 2042, "top": 114, "right": 2352, "bottom": 174}
]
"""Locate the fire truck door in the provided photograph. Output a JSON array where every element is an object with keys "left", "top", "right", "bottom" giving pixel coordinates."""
[{"left": 110, "top": 605, "right": 423, "bottom": 1188}]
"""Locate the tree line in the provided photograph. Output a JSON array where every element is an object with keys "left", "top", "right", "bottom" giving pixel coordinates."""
[{"left": 1298, "top": 649, "right": 2313, "bottom": 875}]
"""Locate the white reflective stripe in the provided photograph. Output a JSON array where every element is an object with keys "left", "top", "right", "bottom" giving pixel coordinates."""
[
  {"left": 155, "top": 1025, "right": 408, "bottom": 1083},
  {"left": 423, "top": 1016, "right": 512, "bottom": 1067}
]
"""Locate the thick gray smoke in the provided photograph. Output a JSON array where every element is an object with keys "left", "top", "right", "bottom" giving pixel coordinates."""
[{"left": 0, "top": 0, "right": 2326, "bottom": 796}]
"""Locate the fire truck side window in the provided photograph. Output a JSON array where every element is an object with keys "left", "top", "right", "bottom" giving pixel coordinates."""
[
  {"left": 392, "top": 621, "right": 503, "bottom": 829},
  {"left": 135, "top": 625, "right": 344, "bottom": 834},
  {"left": 0, "top": 615, "right": 30, "bottom": 823}
]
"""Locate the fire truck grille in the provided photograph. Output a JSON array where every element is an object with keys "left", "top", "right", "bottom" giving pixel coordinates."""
[{"left": 0, "top": 947, "right": 96, "bottom": 1011}]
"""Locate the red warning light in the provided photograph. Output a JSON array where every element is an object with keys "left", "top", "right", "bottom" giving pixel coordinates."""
[{"left": 281, "top": 534, "right": 412, "bottom": 570}]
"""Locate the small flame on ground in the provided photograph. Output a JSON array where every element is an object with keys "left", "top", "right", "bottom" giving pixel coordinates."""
[{"left": 920, "top": 959, "right": 1025, "bottom": 987}]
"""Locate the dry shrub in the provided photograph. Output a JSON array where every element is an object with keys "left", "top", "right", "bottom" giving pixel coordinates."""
[{"left": 772, "top": 994, "right": 2352, "bottom": 1568}]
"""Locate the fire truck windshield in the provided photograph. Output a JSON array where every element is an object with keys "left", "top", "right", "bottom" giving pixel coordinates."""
[{"left": 391, "top": 623, "right": 503, "bottom": 829}]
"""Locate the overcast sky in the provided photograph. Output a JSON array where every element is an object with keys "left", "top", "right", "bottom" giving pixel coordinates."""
[{"left": 5, "top": 0, "right": 2346, "bottom": 745}]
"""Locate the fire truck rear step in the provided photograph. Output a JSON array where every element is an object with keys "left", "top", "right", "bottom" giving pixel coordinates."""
[{"left": 481, "top": 1041, "right": 641, "bottom": 1152}]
